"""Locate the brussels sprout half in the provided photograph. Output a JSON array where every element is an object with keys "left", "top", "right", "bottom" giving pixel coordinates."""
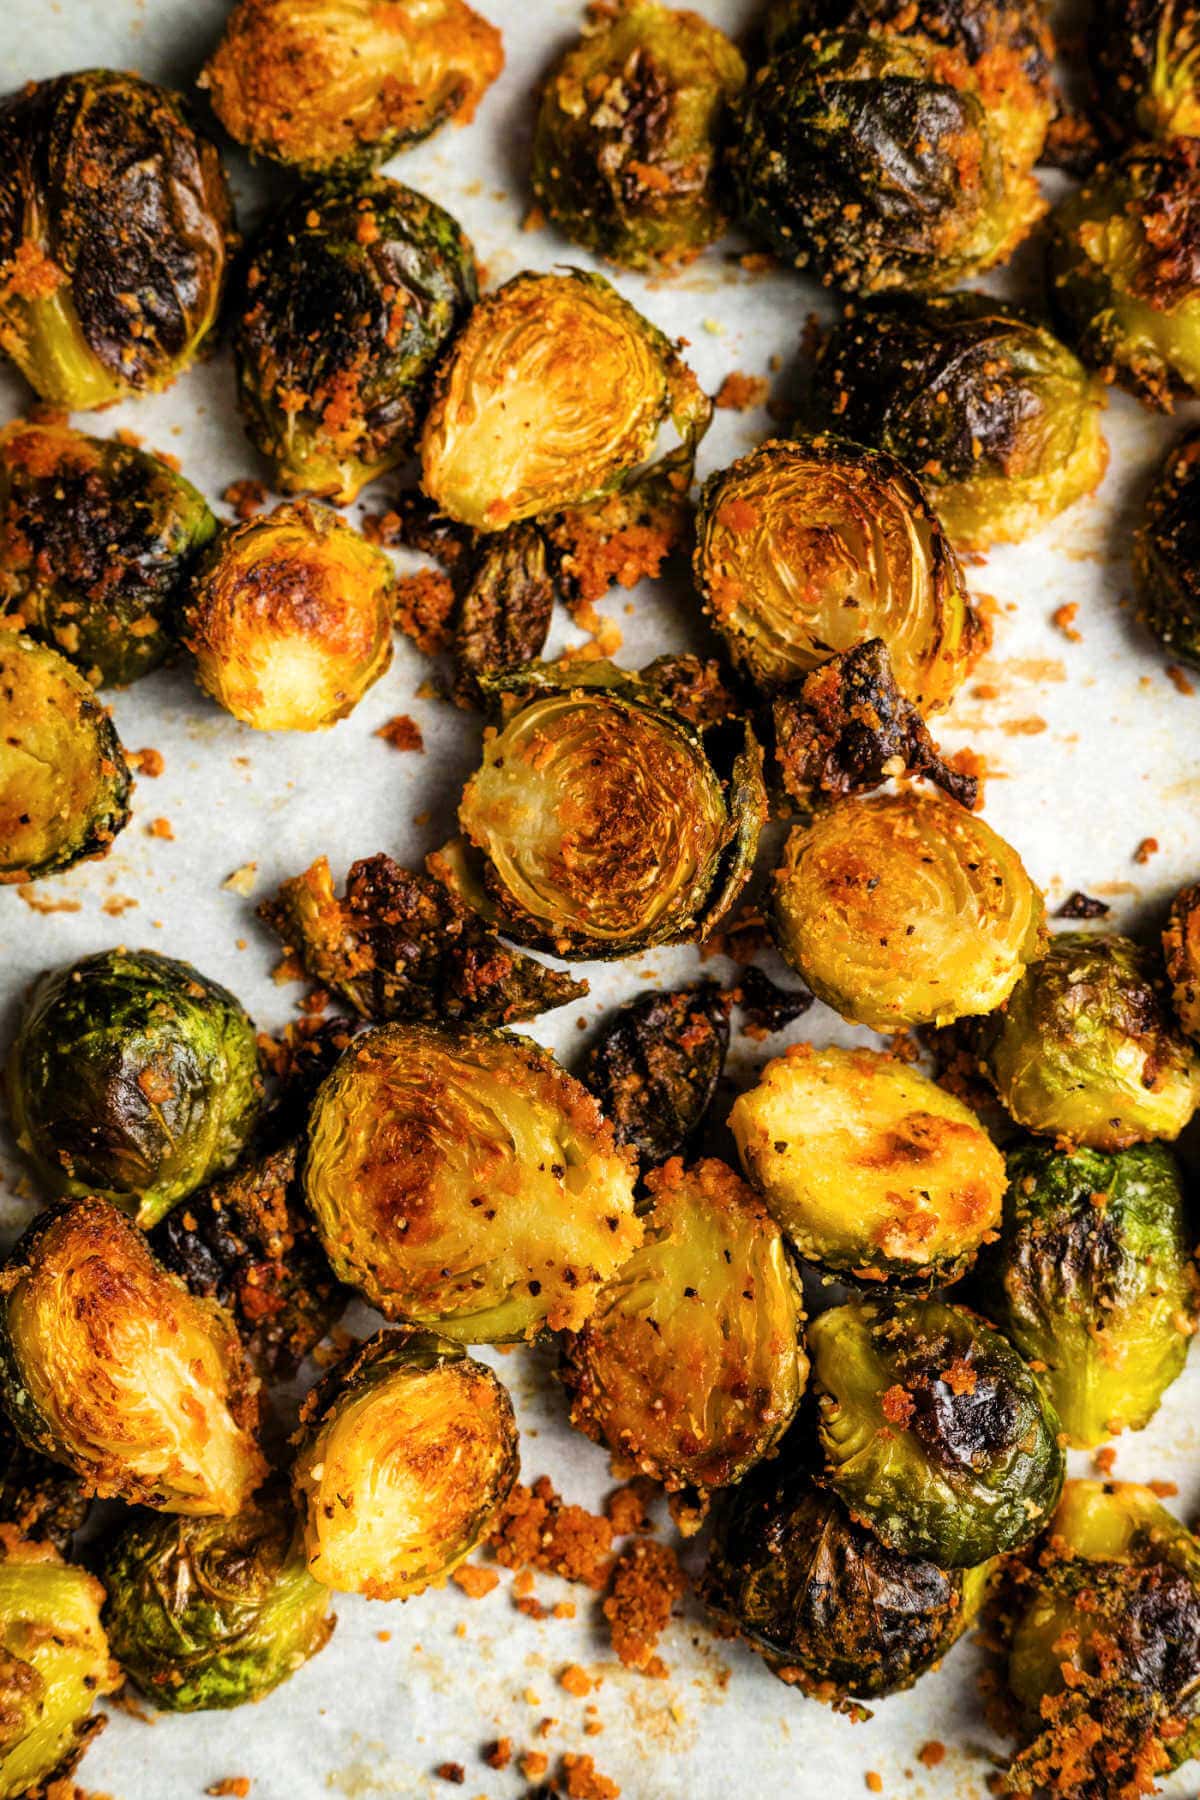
[
  {"left": 304, "top": 1023, "right": 640, "bottom": 1341},
  {"left": 0, "top": 634, "right": 131, "bottom": 883},
  {"left": 102, "top": 1488, "right": 334, "bottom": 1711},
  {"left": 7, "top": 947, "right": 263, "bottom": 1229},
  {"left": 578, "top": 984, "right": 730, "bottom": 1164},
  {"left": 772, "top": 789, "right": 1046, "bottom": 1032},
  {"left": 694, "top": 436, "right": 980, "bottom": 707},
  {"left": 292, "top": 1329, "right": 519, "bottom": 1600},
  {"left": 0, "top": 1200, "right": 266, "bottom": 1516},
  {"left": 1164, "top": 878, "right": 1200, "bottom": 1036},
  {"left": 0, "top": 71, "right": 233, "bottom": 410},
  {"left": 730, "top": 1043, "right": 1006, "bottom": 1288},
  {"left": 1093, "top": 0, "right": 1200, "bottom": 141},
  {"left": 809, "top": 1297, "right": 1064, "bottom": 1566},
  {"left": 981, "top": 931, "right": 1200, "bottom": 1149},
  {"left": 1134, "top": 425, "right": 1200, "bottom": 667}
]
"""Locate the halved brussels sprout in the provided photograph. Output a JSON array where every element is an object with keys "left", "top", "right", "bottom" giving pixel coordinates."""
[
  {"left": 772, "top": 789, "right": 1045, "bottom": 1031},
  {"left": 563, "top": 1157, "right": 806, "bottom": 1497},
  {"left": 292, "top": 1328, "right": 519, "bottom": 1599},
  {"left": 102, "top": 1488, "right": 334, "bottom": 1710},
  {"left": 1133, "top": 426, "right": 1200, "bottom": 667},
  {"left": 236, "top": 177, "right": 476, "bottom": 506},
  {"left": 202, "top": 0, "right": 504, "bottom": 172},
  {"left": 304, "top": 1023, "right": 640, "bottom": 1340},
  {"left": 7, "top": 947, "right": 263, "bottom": 1230},
  {"left": 809, "top": 1297, "right": 1064, "bottom": 1565},
  {"left": 0, "top": 420, "right": 216, "bottom": 686},
  {"left": 0, "top": 1200, "right": 266, "bottom": 1515},
  {"left": 420, "top": 269, "right": 711, "bottom": 531},
  {"left": 980, "top": 931, "right": 1200, "bottom": 1149},
  {"left": 1093, "top": 0, "right": 1200, "bottom": 140},
  {"left": 1164, "top": 878, "right": 1200, "bottom": 1036},
  {"left": 531, "top": 1, "right": 745, "bottom": 269},
  {"left": 730, "top": 1043, "right": 1006, "bottom": 1288},
  {"left": 0, "top": 1529, "right": 120, "bottom": 1800},
  {"left": 1049, "top": 140, "right": 1200, "bottom": 410},
  {"left": 579, "top": 984, "right": 730, "bottom": 1164},
  {"left": 0, "top": 1416, "right": 89, "bottom": 1555},
  {"left": 811, "top": 295, "right": 1108, "bottom": 551},
  {"left": 0, "top": 634, "right": 131, "bottom": 883},
  {"left": 184, "top": 501, "right": 394, "bottom": 731},
  {"left": 974, "top": 1141, "right": 1196, "bottom": 1447},
  {"left": 694, "top": 436, "right": 979, "bottom": 706},
  {"left": 0, "top": 71, "right": 233, "bottom": 409},
  {"left": 452, "top": 521, "right": 556, "bottom": 704}
]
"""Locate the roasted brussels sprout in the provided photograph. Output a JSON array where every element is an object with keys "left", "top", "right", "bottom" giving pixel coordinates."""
[
  {"left": 236, "top": 177, "right": 476, "bottom": 506},
  {"left": 102, "top": 1488, "right": 334, "bottom": 1710},
  {"left": 563, "top": 1158, "right": 806, "bottom": 1496},
  {"left": 420, "top": 269, "right": 711, "bottom": 531},
  {"left": 811, "top": 295, "right": 1108, "bottom": 551},
  {"left": 0, "top": 633, "right": 131, "bottom": 883},
  {"left": 1093, "top": 0, "right": 1200, "bottom": 141},
  {"left": 0, "top": 1417, "right": 89, "bottom": 1556},
  {"left": 730, "top": 1043, "right": 1006, "bottom": 1288},
  {"left": 1133, "top": 425, "right": 1200, "bottom": 667},
  {"left": 184, "top": 501, "right": 394, "bottom": 731},
  {"left": 0, "top": 1529, "right": 120, "bottom": 1800},
  {"left": 453, "top": 521, "right": 556, "bottom": 704},
  {"left": 0, "top": 70, "right": 232, "bottom": 409},
  {"left": 448, "top": 661, "right": 765, "bottom": 957},
  {"left": 974, "top": 1141, "right": 1196, "bottom": 1447},
  {"left": 772, "top": 789, "right": 1045, "bottom": 1031},
  {"left": 809, "top": 1297, "right": 1064, "bottom": 1565},
  {"left": 304, "top": 1023, "right": 639, "bottom": 1340},
  {"left": 202, "top": 0, "right": 504, "bottom": 172},
  {"left": 1048, "top": 139, "right": 1200, "bottom": 410},
  {"left": 531, "top": 1, "right": 745, "bottom": 269},
  {"left": 8, "top": 948, "right": 261, "bottom": 1228},
  {"left": 980, "top": 932, "right": 1200, "bottom": 1149},
  {"left": 0, "top": 1200, "right": 266, "bottom": 1515},
  {"left": 694, "top": 437, "right": 979, "bottom": 706},
  {"left": 292, "top": 1328, "right": 518, "bottom": 1599},
  {"left": 1164, "top": 877, "right": 1200, "bottom": 1036},
  {"left": 579, "top": 984, "right": 730, "bottom": 1164}
]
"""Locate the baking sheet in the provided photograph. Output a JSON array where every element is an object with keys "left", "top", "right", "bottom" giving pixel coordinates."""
[{"left": 3, "top": 0, "right": 1200, "bottom": 1794}]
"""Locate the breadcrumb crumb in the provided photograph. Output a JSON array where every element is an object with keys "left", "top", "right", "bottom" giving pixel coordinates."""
[
  {"left": 603, "top": 1539, "right": 686, "bottom": 1672},
  {"left": 374, "top": 713, "right": 424, "bottom": 752}
]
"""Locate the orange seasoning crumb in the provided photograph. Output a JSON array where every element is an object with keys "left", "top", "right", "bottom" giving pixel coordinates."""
[
  {"left": 489, "top": 1477, "right": 615, "bottom": 1590},
  {"left": 129, "top": 746, "right": 165, "bottom": 777},
  {"left": 865, "top": 1776, "right": 884, "bottom": 1795},
  {"left": 205, "top": 1783, "right": 252, "bottom": 1799},
  {"left": 714, "top": 371, "right": 770, "bottom": 412},
  {"left": 880, "top": 1385, "right": 915, "bottom": 1428},
  {"left": 434, "top": 1765, "right": 465, "bottom": 1785},
  {"left": 375, "top": 713, "right": 425, "bottom": 752},
  {"left": 483, "top": 1740, "right": 512, "bottom": 1771},
  {"left": 1167, "top": 664, "right": 1196, "bottom": 696},
  {"left": 223, "top": 479, "right": 267, "bottom": 520},
  {"left": 602, "top": 1539, "right": 686, "bottom": 1673},
  {"left": 393, "top": 569, "right": 456, "bottom": 656},
  {"left": 605, "top": 1483, "right": 653, "bottom": 1537},
  {"left": 450, "top": 1563, "right": 499, "bottom": 1600},
  {"left": 917, "top": 1743, "right": 946, "bottom": 1769},
  {"left": 519, "top": 1751, "right": 549, "bottom": 1781},
  {"left": 559, "top": 1664, "right": 593, "bottom": 1698},
  {"left": 1051, "top": 603, "right": 1081, "bottom": 643},
  {"left": 147, "top": 817, "right": 175, "bottom": 840},
  {"left": 1093, "top": 1445, "right": 1118, "bottom": 1477},
  {"left": 941, "top": 1359, "right": 977, "bottom": 1396},
  {"left": 1147, "top": 1479, "right": 1179, "bottom": 1498},
  {"left": 1134, "top": 837, "right": 1159, "bottom": 865},
  {"left": 561, "top": 1753, "right": 621, "bottom": 1800}
]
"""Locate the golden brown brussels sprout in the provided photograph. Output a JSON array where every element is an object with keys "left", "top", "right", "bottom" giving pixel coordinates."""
[
  {"left": 0, "top": 71, "right": 233, "bottom": 410},
  {"left": 0, "top": 1200, "right": 266, "bottom": 1515},
  {"left": 420, "top": 269, "right": 711, "bottom": 531},
  {"left": 579, "top": 984, "right": 730, "bottom": 1164},
  {"left": 772, "top": 789, "right": 1045, "bottom": 1031},
  {"left": 184, "top": 501, "right": 394, "bottom": 731},
  {"left": 292, "top": 1328, "right": 518, "bottom": 1599},
  {"left": 304, "top": 1023, "right": 639, "bottom": 1340},
  {"left": 0, "top": 1529, "right": 120, "bottom": 1800},
  {"left": 693, "top": 436, "right": 980, "bottom": 706},
  {"left": 0, "top": 1417, "right": 89, "bottom": 1557},
  {"left": 101, "top": 1488, "right": 334, "bottom": 1710},
  {"left": 7, "top": 947, "right": 263, "bottom": 1229},
  {"left": 1133, "top": 426, "right": 1200, "bottom": 667},
  {"left": 1164, "top": 877, "right": 1200, "bottom": 1036},
  {"left": 0, "top": 633, "right": 130, "bottom": 884},
  {"left": 810, "top": 1296, "right": 1064, "bottom": 1565},
  {"left": 980, "top": 931, "right": 1200, "bottom": 1149},
  {"left": 1048, "top": 139, "right": 1200, "bottom": 410},
  {"left": 974, "top": 1142, "right": 1196, "bottom": 1447},
  {"left": 1093, "top": 0, "right": 1200, "bottom": 141},
  {"left": 531, "top": 1, "right": 745, "bottom": 269},
  {"left": 730, "top": 1043, "right": 1006, "bottom": 1288},
  {"left": 563, "top": 1157, "right": 806, "bottom": 1497}
]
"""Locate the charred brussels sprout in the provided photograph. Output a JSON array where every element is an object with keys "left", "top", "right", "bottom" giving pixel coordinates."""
[
  {"left": 0, "top": 634, "right": 130, "bottom": 883},
  {"left": 0, "top": 1200, "right": 266, "bottom": 1515},
  {"left": 184, "top": 501, "right": 394, "bottom": 731},
  {"left": 1093, "top": 0, "right": 1200, "bottom": 141},
  {"left": 1048, "top": 140, "right": 1200, "bottom": 410},
  {"left": 6, "top": 947, "right": 262, "bottom": 1228},
  {"left": 980, "top": 932, "right": 1200, "bottom": 1149},
  {"left": 975, "top": 1142, "right": 1196, "bottom": 1447},
  {"left": 730, "top": 1043, "right": 1006, "bottom": 1288},
  {"left": 292, "top": 1328, "right": 518, "bottom": 1599},
  {"left": 0, "top": 1530, "right": 119, "bottom": 1800},
  {"left": 694, "top": 436, "right": 979, "bottom": 706},
  {"left": 1133, "top": 425, "right": 1200, "bottom": 667},
  {"left": 202, "top": 0, "right": 504, "bottom": 173},
  {"left": 810, "top": 1297, "right": 1064, "bottom": 1565},
  {"left": 304, "top": 1023, "right": 639, "bottom": 1340},
  {"left": 0, "top": 1417, "right": 89, "bottom": 1556},
  {"left": 811, "top": 295, "right": 1108, "bottom": 551},
  {"left": 579, "top": 984, "right": 730, "bottom": 1163},
  {"left": 563, "top": 1158, "right": 806, "bottom": 1497},
  {"left": 1164, "top": 878, "right": 1200, "bottom": 1037},
  {"left": 0, "top": 71, "right": 232, "bottom": 409},
  {"left": 102, "top": 1489, "right": 334, "bottom": 1710},
  {"left": 236, "top": 178, "right": 476, "bottom": 506},
  {"left": 772, "top": 789, "right": 1045, "bottom": 1031},
  {"left": 531, "top": 2, "right": 745, "bottom": 269},
  {"left": 420, "top": 269, "right": 711, "bottom": 531}
]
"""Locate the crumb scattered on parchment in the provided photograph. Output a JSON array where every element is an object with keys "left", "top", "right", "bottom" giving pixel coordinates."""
[
  {"left": 519, "top": 1749, "right": 549, "bottom": 1780},
  {"left": 603, "top": 1539, "right": 686, "bottom": 1674},
  {"left": 222, "top": 862, "right": 259, "bottom": 896},
  {"left": 222, "top": 479, "right": 267, "bottom": 520},
  {"left": 128, "top": 746, "right": 164, "bottom": 777},
  {"left": 559, "top": 1664, "right": 594, "bottom": 1698},
  {"left": 604, "top": 1483, "right": 654, "bottom": 1537},
  {"left": 1134, "top": 837, "right": 1159, "bottom": 864},
  {"left": 561, "top": 1753, "right": 621, "bottom": 1799},
  {"left": 393, "top": 570, "right": 456, "bottom": 655},
  {"left": 489, "top": 1477, "right": 615, "bottom": 1590},
  {"left": 917, "top": 1743, "right": 946, "bottom": 1769},
  {"left": 433, "top": 1764, "right": 464, "bottom": 1785},
  {"left": 1050, "top": 603, "right": 1081, "bottom": 642},
  {"left": 1093, "top": 1445, "right": 1118, "bottom": 1476},
  {"left": 714, "top": 371, "right": 769, "bottom": 412},
  {"left": 18, "top": 890, "right": 81, "bottom": 914},
  {"left": 1166, "top": 664, "right": 1196, "bottom": 696},
  {"left": 865, "top": 1776, "right": 883, "bottom": 1795},
  {"left": 483, "top": 1739, "right": 512, "bottom": 1770},
  {"left": 450, "top": 1563, "right": 500, "bottom": 1600},
  {"left": 205, "top": 1782, "right": 252, "bottom": 1799},
  {"left": 147, "top": 817, "right": 174, "bottom": 840},
  {"left": 375, "top": 713, "right": 425, "bottom": 752},
  {"left": 1147, "top": 1479, "right": 1179, "bottom": 1498},
  {"left": 101, "top": 895, "right": 138, "bottom": 917}
]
